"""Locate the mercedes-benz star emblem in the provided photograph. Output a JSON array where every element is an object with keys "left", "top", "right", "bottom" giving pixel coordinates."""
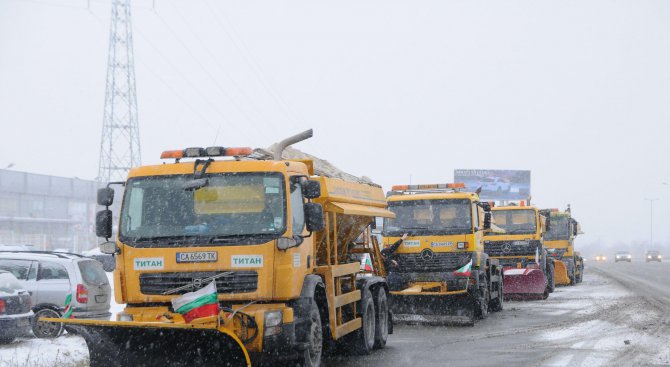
[
  {"left": 420, "top": 248, "right": 435, "bottom": 261},
  {"left": 502, "top": 243, "right": 512, "bottom": 253}
]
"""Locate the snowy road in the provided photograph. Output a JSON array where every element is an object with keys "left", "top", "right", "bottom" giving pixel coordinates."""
[
  {"left": 324, "top": 262, "right": 670, "bottom": 367},
  {"left": 1, "top": 263, "right": 669, "bottom": 366}
]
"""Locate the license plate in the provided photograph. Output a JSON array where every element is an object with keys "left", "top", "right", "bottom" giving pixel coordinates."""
[{"left": 176, "top": 251, "right": 218, "bottom": 263}]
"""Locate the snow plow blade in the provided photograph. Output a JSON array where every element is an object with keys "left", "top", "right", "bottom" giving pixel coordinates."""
[
  {"left": 390, "top": 291, "right": 476, "bottom": 326},
  {"left": 44, "top": 318, "right": 250, "bottom": 367},
  {"left": 553, "top": 260, "right": 571, "bottom": 286},
  {"left": 503, "top": 268, "right": 547, "bottom": 300}
]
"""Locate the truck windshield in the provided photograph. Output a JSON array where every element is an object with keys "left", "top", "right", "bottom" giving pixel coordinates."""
[
  {"left": 544, "top": 216, "right": 570, "bottom": 240},
  {"left": 119, "top": 172, "right": 286, "bottom": 247},
  {"left": 488, "top": 209, "right": 537, "bottom": 235},
  {"left": 383, "top": 199, "right": 472, "bottom": 236}
]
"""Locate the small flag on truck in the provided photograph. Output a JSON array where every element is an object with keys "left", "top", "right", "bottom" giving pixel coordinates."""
[
  {"left": 360, "top": 254, "right": 374, "bottom": 271},
  {"left": 453, "top": 260, "right": 473, "bottom": 277},
  {"left": 171, "top": 281, "right": 220, "bottom": 323}
]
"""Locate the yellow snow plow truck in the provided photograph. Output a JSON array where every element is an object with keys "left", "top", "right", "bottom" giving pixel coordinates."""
[
  {"left": 544, "top": 208, "right": 583, "bottom": 285},
  {"left": 484, "top": 204, "right": 554, "bottom": 300},
  {"left": 382, "top": 184, "right": 503, "bottom": 326},
  {"left": 45, "top": 130, "right": 395, "bottom": 367}
]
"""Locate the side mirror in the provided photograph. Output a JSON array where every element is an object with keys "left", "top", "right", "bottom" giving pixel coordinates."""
[
  {"left": 483, "top": 212, "right": 492, "bottom": 230},
  {"left": 97, "top": 188, "right": 115, "bottom": 206},
  {"left": 96, "top": 209, "right": 113, "bottom": 239},
  {"left": 479, "top": 202, "right": 491, "bottom": 211},
  {"left": 304, "top": 203, "right": 325, "bottom": 232},
  {"left": 302, "top": 180, "right": 322, "bottom": 199},
  {"left": 545, "top": 216, "right": 551, "bottom": 232}
]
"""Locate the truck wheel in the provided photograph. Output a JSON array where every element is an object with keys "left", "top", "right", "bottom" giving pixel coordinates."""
[
  {"left": 489, "top": 277, "right": 504, "bottom": 312},
  {"left": 32, "top": 308, "right": 63, "bottom": 338},
  {"left": 476, "top": 285, "right": 490, "bottom": 319},
  {"left": 373, "top": 287, "right": 388, "bottom": 349},
  {"left": 546, "top": 262, "right": 555, "bottom": 293},
  {"left": 300, "top": 301, "right": 323, "bottom": 367},
  {"left": 348, "top": 289, "right": 375, "bottom": 355}
]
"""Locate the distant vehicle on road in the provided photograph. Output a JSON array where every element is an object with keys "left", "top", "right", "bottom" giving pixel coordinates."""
[
  {"left": 0, "top": 270, "right": 33, "bottom": 344},
  {"left": 614, "top": 251, "right": 632, "bottom": 263},
  {"left": 645, "top": 250, "right": 662, "bottom": 262},
  {"left": 595, "top": 255, "right": 607, "bottom": 262},
  {"left": 0, "top": 251, "right": 111, "bottom": 338},
  {"left": 481, "top": 177, "right": 511, "bottom": 192}
]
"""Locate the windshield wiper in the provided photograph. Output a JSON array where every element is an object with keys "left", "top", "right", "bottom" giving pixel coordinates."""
[
  {"left": 132, "top": 235, "right": 187, "bottom": 243},
  {"left": 208, "top": 233, "right": 277, "bottom": 244}
]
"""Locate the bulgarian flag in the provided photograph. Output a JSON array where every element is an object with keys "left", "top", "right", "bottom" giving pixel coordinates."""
[
  {"left": 453, "top": 259, "right": 473, "bottom": 277},
  {"left": 361, "top": 254, "right": 374, "bottom": 271},
  {"left": 171, "top": 281, "right": 219, "bottom": 323}
]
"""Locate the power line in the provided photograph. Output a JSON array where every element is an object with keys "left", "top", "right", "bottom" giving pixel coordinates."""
[{"left": 201, "top": 0, "right": 304, "bottom": 130}]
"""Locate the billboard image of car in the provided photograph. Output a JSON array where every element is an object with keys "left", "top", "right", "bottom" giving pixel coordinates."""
[{"left": 454, "top": 169, "right": 531, "bottom": 201}]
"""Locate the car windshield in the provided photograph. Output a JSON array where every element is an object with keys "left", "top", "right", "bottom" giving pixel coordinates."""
[
  {"left": 119, "top": 172, "right": 286, "bottom": 247},
  {"left": 77, "top": 260, "right": 108, "bottom": 286},
  {"left": 0, "top": 272, "right": 23, "bottom": 294},
  {"left": 544, "top": 216, "right": 570, "bottom": 240},
  {"left": 383, "top": 199, "right": 472, "bottom": 236},
  {"left": 488, "top": 209, "right": 537, "bottom": 235},
  {"left": 0, "top": 259, "right": 32, "bottom": 280}
]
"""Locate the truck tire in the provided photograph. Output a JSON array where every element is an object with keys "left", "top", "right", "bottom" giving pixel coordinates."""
[
  {"left": 373, "top": 287, "right": 388, "bottom": 349},
  {"left": 300, "top": 301, "right": 323, "bottom": 367},
  {"left": 348, "top": 289, "right": 375, "bottom": 355},
  {"left": 546, "top": 261, "right": 555, "bottom": 293},
  {"left": 489, "top": 276, "right": 504, "bottom": 312}
]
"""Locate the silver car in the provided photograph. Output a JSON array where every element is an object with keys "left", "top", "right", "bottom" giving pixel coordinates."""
[{"left": 0, "top": 251, "right": 111, "bottom": 338}]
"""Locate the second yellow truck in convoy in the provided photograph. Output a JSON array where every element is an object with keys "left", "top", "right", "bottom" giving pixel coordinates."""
[
  {"left": 484, "top": 204, "right": 554, "bottom": 299},
  {"left": 382, "top": 183, "right": 503, "bottom": 325},
  {"left": 47, "top": 130, "right": 395, "bottom": 367},
  {"left": 544, "top": 208, "right": 583, "bottom": 285}
]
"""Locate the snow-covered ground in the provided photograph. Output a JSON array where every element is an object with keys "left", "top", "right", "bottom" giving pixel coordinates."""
[{"left": 2, "top": 265, "right": 669, "bottom": 367}]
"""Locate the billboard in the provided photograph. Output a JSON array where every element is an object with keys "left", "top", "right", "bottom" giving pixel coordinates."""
[{"left": 454, "top": 169, "right": 531, "bottom": 201}]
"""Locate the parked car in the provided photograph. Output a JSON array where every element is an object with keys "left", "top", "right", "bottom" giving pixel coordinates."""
[
  {"left": 0, "top": 251, "right": 111, "bottom": 338},
  {"left": 0, "top": 270, "right": 33, "bottom": 344},
  {"left": 645, "top": 250, "right": 662, "bottom": 262},
  {"left": 614, "top": 251, "right": 632, "bottom": 262},
  {"left": 481, "top": 177, "right": 511, "bottom": 192}
]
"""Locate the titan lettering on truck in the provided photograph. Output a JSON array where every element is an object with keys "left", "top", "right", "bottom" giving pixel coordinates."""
[{"left": 43, "top": 130, "right": 394, "bottom": 367}]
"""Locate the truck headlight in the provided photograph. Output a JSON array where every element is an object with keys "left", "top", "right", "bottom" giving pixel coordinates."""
[{"left": 264, "top": 310, "right": 283, "bottom": 337}]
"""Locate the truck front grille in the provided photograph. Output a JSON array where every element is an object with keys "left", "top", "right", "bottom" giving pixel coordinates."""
[
  {"left": 394, "top": 252, "right": 471, "bottom": 273},
  {"left": 484, "top": 240, "right": 541, "bottom": 257},
  {"left": 139, "top": 271, "right": 258, "bottom": 295}
]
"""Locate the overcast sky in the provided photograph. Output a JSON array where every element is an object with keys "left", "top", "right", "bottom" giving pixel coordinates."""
[{"left": 1, "top": 0, "right": 670, "bottom": 253}]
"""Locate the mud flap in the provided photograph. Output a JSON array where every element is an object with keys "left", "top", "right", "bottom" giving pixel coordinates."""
[
  {"left": 503, "top": 268, "right": 547, "bottom": 300},
  {"left": 72, "top": 324, "right": 251, "bottom": 367}
]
